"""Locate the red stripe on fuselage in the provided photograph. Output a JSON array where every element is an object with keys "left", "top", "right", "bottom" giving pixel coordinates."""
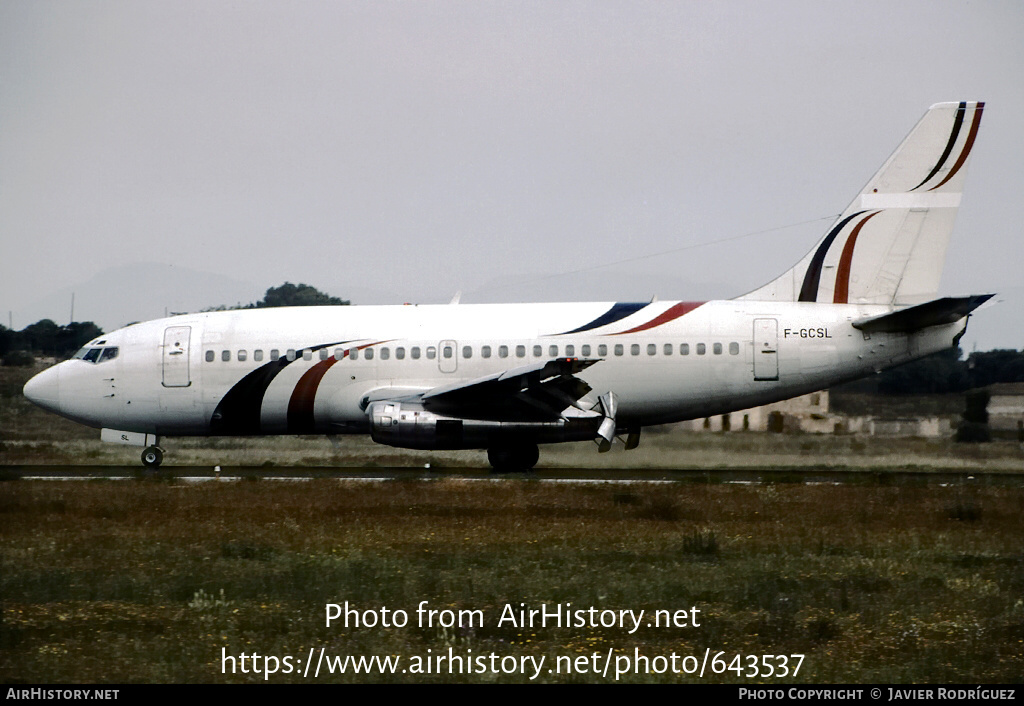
[
  {"left": 287, "top": 357, "right": 340, "bottom": 432},
  {"left": 286, "top": 341, "right": 390, "bottom": 433},
  {"left": 609, "top": 302, "right": 704, "bottom": 335}
]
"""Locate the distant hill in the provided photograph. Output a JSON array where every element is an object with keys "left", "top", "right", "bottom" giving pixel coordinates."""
[{"left": 7, "top": 263, "right": 264, "bottom": 332}]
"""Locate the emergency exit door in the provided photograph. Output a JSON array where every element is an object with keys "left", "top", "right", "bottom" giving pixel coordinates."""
[{"left": 753, "top": 319, "right": 779, "bottom": 381}]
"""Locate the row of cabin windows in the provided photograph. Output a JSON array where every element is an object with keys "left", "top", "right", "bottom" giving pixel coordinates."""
[{"left": 204, "top": 341, "right": 742, "bottom": 363}]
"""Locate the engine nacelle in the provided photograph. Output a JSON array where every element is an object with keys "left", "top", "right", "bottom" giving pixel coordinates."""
[{"left": 367, "top": 400, "right": 599, "bottom": 450}]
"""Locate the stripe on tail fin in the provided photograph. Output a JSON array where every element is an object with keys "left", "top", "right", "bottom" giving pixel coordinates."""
[{"left": 738, "top": 101, "right": 984, "bottom": 305}]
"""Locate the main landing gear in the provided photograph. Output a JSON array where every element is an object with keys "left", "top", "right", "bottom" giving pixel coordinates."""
[
  {"left": 141, "top": 445, "right": 164, "bottom": 469},
  {"left": 487, "top": 442, "right": 540, "bottom": 473}
]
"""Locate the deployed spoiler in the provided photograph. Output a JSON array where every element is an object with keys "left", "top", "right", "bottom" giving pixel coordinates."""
[{"left": 852, "top": 294, "right": 994, "bottom": 334}]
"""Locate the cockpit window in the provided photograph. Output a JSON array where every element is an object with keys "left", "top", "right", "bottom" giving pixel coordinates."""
[{"left": 73, "top": 346, "right": 118, "bottom": 364}]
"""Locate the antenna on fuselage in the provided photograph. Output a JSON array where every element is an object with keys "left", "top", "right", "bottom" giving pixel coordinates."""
[{"left": 449, "top": 291, "right": 462, "bottom": 305}]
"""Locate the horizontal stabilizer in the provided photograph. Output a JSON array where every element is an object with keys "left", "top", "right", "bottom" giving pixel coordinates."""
[{"left": 852, "top": 294, "right": 994, "bottom": 334}]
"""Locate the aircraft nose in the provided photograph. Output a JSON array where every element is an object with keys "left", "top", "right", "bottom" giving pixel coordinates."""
[{"left": 23, "top": 365, "right": 61, "bottom": 414}]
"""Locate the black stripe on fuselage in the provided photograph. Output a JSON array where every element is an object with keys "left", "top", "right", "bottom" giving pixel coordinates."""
[
  {"left": 553, "top": 302, "right": 647, "bottom": 335},
  {"left": 210, "top": 341, "right": 351, "bottom": 435}
]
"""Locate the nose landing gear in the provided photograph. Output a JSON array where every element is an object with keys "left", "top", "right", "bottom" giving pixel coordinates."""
[{"left": 141, "top": 446, "right": 164, "bottom": 468}]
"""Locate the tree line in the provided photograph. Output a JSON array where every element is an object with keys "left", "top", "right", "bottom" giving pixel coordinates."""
[
  {"left": 2, "top": 283, "right": 348, "bottom": 365},
  {"left": 1, "top": 320, "right": 103, "bottom": 364},
  {"left": 203, "top": 282, "right": 350, "bottom": 311},
  {"left": 841, "top": 347, "right": 1024, "bottom": 395}
]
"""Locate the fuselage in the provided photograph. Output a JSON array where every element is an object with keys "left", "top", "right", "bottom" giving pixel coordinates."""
[{"left": 24, "top": 299, "right": 966, "bottom": 441}]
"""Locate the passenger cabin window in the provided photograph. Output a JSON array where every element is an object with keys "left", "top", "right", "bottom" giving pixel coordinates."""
[
  {"left": 614, "top": 344, "right": 623, "bottom": 356},
  {"left": 206, "top": 350, "right": 215, "bottom": 362},
  {"left": 350, "top": 348, "right": 359, "bottom": 360},
  {"left": 411, "top": 347, "right": 421, "bottom": 359},
  {"left": 254, "top": 350, "right": 264, "bottom": 362},
  {"left": 582, "top": 344, "right": 591, "bottom": 356},
  {"left": 664, "top": 344, "right": 673, "bottom": 356},
  {"left": 396, "top": 347, "right": 406, "bottom": 360},
  {"left": 237, "top": 350, "right": 247, "bottom": 362},
  {"left": 320, "top": 349, "right": 329, "bottom": 361},
  {"left": 516, "top": 345, "right": 526, "bottom": 358},
  {"left": 442, "top": 345, "right": 453, "bottom": 359},
  {"left": 565, "top": 344, "right": 575, "bottom": 357},
  {"left": 681, "top": 343, "right": 690, "bottom": 355},
  {"left": 462, "top": 346, "right": 472, "bottom": 359},
  {"left": 598, "top": 344, "right": 607, "bottom": 356},
  {"left": 647, "top": 344, "right": 656, "bottom": 356},
  {"left": 631, "top": 344, "right": 640, "bottom": 356},
  {"left": 481, "top": 345, "right": 492, "bottom": 359},
  {"left": 222, "top": 350, "right": 231, "bottom": 362},
  {"left": 380, "top": 348, "right": 390, "bottom": 360},
  {"left": 730, "top": 342, "right": 740, "bottom": 355},
  {"left": 697, "top": 343, "right": 706, "bottom": 355},
  {"left": 303, "top": 350, "right": 312, "bottom": 361},
  {"left": 498, "top": 345, "right": 508, "bottom": 358},
  {"left": 533, "top": 345, "right": 542, "bottom": 357},
  {"left": 713, "top": 343, "right": 723, "bottom": 355},
  {"left": 365, "top": 348, "right": 375, "bottom": 360},
  {"left": 286, "top": 349, "right": 296, "bottom": 361},
  {"left": 549, "top": 345, "right": 558, "bottom": 357},
  {"left": 271, "top": 349, "right": 280, "bottom": 361},
  {"left": 426, "top": 347, "right": 436, "bottom": 360}
]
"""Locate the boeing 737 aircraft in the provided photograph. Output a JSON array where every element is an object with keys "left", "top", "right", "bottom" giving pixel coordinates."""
[{"left": 24, "top": 102, "right": 991, "bottom": 472}]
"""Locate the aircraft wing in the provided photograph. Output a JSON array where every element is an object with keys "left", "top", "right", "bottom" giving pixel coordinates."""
[{"left": 416, "top": 357, "right": 601, "bottom": 422}]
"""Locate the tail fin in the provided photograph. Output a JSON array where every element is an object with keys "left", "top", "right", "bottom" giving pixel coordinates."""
[{"left": 738, "top": 101, "right": 984, "bottom": 305}]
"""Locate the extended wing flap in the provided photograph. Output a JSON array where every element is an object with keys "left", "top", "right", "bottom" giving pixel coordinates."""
[
  {"left": 852, "top": 294, "right": 994, "bottom": 334},
  {"left": 420, "top": 358, "right": 600, "bottom": 421}
]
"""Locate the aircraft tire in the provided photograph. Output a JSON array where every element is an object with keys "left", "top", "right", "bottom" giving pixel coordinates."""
[
  {"left": 487, "top": 443, "right": 539, "bottom": 474},
  {"left": 141, "top": 446, "right": 163, "bottom": 468}
]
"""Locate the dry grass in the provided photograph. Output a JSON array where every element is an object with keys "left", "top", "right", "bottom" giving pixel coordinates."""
[{"left": 2, "top": 479, "right": 1023, "bottom": 683}]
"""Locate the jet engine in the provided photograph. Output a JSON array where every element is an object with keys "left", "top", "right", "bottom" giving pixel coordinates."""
[{"left": 367, "top": 399, "right": 599, "bottom": 450}]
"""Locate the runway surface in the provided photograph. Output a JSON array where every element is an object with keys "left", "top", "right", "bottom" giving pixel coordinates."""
[{"left": 4, "top": 465, "right": 1023, "bottom": 486}]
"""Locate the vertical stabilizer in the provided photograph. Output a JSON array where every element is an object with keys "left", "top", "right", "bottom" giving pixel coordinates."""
[{"left": 738, "top": 101, "right": 983, "bottom": 305}]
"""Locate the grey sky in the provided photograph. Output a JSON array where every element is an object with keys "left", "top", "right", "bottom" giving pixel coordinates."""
[{"left": 1, "top": 1, "right": 1021, "bottom": 350}]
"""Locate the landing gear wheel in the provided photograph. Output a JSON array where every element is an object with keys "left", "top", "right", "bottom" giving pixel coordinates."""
[
  {"left": 487, "top": 443, "right": 539, "bottom": 474},
  {"left": 141, "top": 446, "right": 164, "bottom": 468}
]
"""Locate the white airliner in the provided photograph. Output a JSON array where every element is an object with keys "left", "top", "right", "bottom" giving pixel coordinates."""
[{"left": 24, "top": 102, "right": 991, "bottom": 472}]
